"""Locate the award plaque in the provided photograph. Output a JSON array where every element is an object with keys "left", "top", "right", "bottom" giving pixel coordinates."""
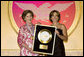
[{"left": 33, "top": 24, "right": 56, "bottom": 55}]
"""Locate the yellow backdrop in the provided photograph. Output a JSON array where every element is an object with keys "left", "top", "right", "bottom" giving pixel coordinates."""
[{"left": 1, "top": 1, "right": 83, "bottom": 56}]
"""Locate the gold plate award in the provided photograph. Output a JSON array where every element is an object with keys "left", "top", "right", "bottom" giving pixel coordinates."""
[
  {"left": 38, "top": 29, "right": 52, "bottom": 44},
  {"left": 38, "top": 29, "right": 52, "bottom": 50},
  {"left": 33, "top": 24, "right": 56, "bottom": 55}
]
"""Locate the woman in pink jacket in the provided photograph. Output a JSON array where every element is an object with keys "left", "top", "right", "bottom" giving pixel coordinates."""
[{"left": 17, "top": 10, "right": 41, "bottom": 56}]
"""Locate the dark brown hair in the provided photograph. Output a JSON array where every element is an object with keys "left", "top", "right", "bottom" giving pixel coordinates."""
[
  {"left": 49, "top": 10, "right": 60, "bottom": 22},
  {"left": 22, "top": 10, "right": 34, "bottom": 22}
]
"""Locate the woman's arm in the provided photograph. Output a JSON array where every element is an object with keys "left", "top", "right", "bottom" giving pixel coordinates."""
[
  {"left": 17, "top": 27, "right": 33, "bottom": 53},
  {"left": 56, "top": 24, "right": 68, "bottom": 41},
  {"left": 17, "top": 28, "right": 23, "bottom": 48},
  {"left": 21, "top": 43, "right": 34, "bottom": 53}
]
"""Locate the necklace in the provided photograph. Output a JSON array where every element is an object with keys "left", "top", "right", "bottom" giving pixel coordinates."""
[{"left": 26, "top": 24, "right": 34, "bottom": 40}]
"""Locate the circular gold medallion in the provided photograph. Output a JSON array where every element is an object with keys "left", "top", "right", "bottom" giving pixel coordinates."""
[{"left": 38, "top": 29, "right": 52, "bottom": 44}]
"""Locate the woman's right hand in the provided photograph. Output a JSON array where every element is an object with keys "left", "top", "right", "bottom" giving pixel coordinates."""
[
  {"left": 22, "top": 43, "right": 34, "bottom": 52},
  {"left": 37, "top": 22, "right": 41, "bottom": 25}
]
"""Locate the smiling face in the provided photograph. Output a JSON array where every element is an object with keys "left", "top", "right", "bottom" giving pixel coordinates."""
[
  {"left": 25, "top": 13, "right": 33, "bottom": 23},
  {"left": 22, "top": 10, "right": 34, "bottom": 25},
  {"left": 49, "top": 10, "right": 60, "bottom": 23},
  {"left": 51, "top": 12, "right": 59, "bottom": 22}
]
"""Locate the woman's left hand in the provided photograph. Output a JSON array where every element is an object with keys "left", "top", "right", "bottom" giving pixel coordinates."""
[{"left": 55, "top": 30, "right": 60, "bottom": 35}]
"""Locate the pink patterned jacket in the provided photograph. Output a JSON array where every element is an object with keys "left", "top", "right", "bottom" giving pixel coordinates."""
[{"left": 17, "top": 24, "right": 39, "bottom": 56}]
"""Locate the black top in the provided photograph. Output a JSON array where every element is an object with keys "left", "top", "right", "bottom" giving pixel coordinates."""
[{"left": 48, "top": 29, "right": 65, "bottom": 56}]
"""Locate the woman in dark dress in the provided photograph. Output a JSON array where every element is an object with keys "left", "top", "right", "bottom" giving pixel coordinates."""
[{"left": 48, "top": 10, "right": 68, "bottom": 56}]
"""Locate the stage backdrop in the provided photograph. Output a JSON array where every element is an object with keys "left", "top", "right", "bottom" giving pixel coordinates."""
[
  {"left": 8, "top": 1, "right": 81, "bottom": 36},
  {"left": 1, "top": 1, "right": 83, "bottom": 56}
]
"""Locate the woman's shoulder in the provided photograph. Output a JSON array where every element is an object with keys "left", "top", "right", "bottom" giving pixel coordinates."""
[
  {"left": 19, "top": 24, "right": 27, "bottom": 30},
  {"left": 60, "top": 23, "right": 67, "bottom": 30}
]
